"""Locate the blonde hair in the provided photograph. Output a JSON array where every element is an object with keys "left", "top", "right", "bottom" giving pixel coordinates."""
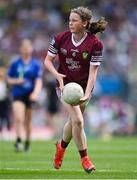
[
  {"left": 20, "top": 39, "right": 32, "bottom": 47},
  {"left": 71, "top": 6, "right": 107, "bottom": 34},
  {"left": 71, "top": 6, "right": 92, "bottom": 29},
  {"left": 71, "top": 6, "right": 92, "bottom": 22}
]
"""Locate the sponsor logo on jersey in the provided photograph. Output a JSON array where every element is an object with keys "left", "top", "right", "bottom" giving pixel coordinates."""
[
  {"left": 82, "top": 52, "right": 89, "bottom": 59},
  {"left": 72, "top": 51, "right": 76, "bottom": 57},
  {"left": 71, "top": 49, "right": 79, "bottom": 57},
  {"left": 66, "top": 58, "right": 81, "bottom": 71},
  {"left": 71, "top": 49, "right": 79, "bottom": 53},
  {"left": 61, "top": 48, "right": 67, "bottom": 55}
]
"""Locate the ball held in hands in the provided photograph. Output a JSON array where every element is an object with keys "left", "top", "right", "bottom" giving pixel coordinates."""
[{"left": 62, "top": 82, "right": 84, "bottom": 106}]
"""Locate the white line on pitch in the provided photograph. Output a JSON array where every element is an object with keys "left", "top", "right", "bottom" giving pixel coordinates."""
[{"left": 1, "top": 168, "right": 137, "bottom": 173}]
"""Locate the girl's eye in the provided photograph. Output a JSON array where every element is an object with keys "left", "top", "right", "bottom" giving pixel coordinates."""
[{"left": 69, "top": 19, "right": 77, "bottom": 23}]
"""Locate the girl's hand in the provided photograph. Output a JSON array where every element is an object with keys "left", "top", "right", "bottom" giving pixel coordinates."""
[
  {"left": 80, "top": 94, "right": 92, "bottom": 104},
  {"left": 56, "top": 73, "right": 66, "bottom": 91},
  {"left": 29, "top": 92, "right": 38, "bottom": 102}
]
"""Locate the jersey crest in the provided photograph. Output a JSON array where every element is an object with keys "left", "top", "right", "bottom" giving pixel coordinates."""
[{"left": 82, "top": 52, "right": 89, "bottom": 59}]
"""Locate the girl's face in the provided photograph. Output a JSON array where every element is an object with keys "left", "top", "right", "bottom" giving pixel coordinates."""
[
  {"left": 69, "top": 12, "right": 87, "bottom": 34},
  {"left": 20, "top": 41, "right": 33, "bottom": 56}
]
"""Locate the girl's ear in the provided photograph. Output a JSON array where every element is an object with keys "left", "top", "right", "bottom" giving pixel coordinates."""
[{"left": 83, "top": 21, "right": 88, "bottom": 28}]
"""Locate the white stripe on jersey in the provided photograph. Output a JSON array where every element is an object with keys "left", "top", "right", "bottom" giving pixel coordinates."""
[
  {"left": 90, "top": 62, "right": 101, "bottom": 66},
  {"left": 47, "top": 51, "right": 57, "bottom": 57},
  {"left": 48, "top": 45, "right": 58, "bottom": 54},
  {"left": 91, "top": 55, "right": 103, "bottom": 58},
  {"left": 90, "top": 55, "right": 102, "bottom": 62}
]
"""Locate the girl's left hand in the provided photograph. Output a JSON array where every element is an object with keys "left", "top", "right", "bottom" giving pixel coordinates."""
[{"left": 80, "top": 94, "right": 91, "bottom": 103}]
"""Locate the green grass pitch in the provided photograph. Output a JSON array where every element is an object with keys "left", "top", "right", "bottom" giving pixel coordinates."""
[{"left": 0, "top": 136, "right": 137, "bottom": 179}]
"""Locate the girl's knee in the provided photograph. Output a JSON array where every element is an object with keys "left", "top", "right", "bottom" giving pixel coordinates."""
[{"left": 72, "top": 117, "right": 83, "bottom": 128}]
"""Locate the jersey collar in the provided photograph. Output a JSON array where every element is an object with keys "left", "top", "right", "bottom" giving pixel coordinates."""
[{"left": 71, "top": 33, "right": 87, "bottom": 47}]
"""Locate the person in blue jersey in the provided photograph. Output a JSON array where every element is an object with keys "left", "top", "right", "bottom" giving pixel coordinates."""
[{"left": 7, "top": 39, "right": 43, "bottom": 152}]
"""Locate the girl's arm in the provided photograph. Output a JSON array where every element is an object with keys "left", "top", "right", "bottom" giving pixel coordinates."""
[
  {"left": 80, "top": 65, "right": 99, "bottom": 102},
  {"left": 7, "top": 77, "right": 24, "bottom": 85},
  {"left": 44, "top": 55, "right": 66, "bottom": 90},
  {"left": 30, "top": 78, "right": 43, "bottom": 101}
]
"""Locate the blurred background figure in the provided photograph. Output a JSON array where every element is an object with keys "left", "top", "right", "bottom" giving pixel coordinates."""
[
  {"left": 7, "top": 39, "right": 43, "bottom": 152},
  {"left": 0, "top": 67, "right": 11, "bottom": 132},
  {"left": 0, "top": 0, "right": 137, "bottom": 139},
  {"left": 44, "top": 72, "right": 62, "bottom": 137}
]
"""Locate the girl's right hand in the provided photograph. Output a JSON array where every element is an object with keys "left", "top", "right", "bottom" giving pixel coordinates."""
[{"left": 56, "top": 73, "right": 66, "bottom": 91}]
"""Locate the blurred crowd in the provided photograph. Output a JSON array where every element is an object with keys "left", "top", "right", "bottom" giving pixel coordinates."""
[{"left": 0, "top": 0, "right": 137, "bottom": 137}]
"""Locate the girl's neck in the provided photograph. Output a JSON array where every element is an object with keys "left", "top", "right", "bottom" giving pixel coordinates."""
[
  {"left": 73, "top": 31, "right": 87, "bottom": 43},
  {"left": 21, "top": 55, "right": 31, "bottom": 64}
]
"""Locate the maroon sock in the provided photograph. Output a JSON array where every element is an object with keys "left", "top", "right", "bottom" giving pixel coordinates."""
[
  {"left": 79, "top": 149, "right": 87, "bottom": 158},
  {"left": 61, "top": 139, "right": 69, "bottom": 149}
]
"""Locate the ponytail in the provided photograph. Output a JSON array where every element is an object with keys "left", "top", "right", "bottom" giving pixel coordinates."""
[{"left": 88, "top": 17, "right": 108, "bottom": 34}]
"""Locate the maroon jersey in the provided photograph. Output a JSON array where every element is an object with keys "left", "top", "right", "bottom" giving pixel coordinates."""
[{"left": 48, "top": 31, "right": 103, "bottom": 90}]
